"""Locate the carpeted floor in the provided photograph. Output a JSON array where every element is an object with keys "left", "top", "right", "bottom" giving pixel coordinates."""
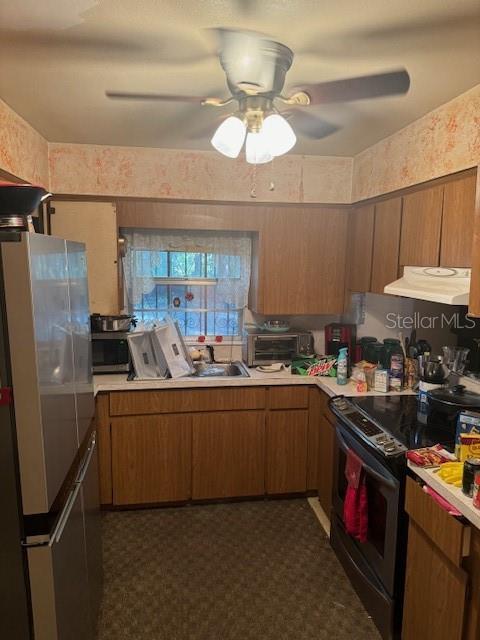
[{"left": 97, "top": 499, "right": 381, "bottom": 640}]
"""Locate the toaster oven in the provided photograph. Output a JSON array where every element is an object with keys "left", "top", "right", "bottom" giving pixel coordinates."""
[{"left": 242, "top": 330, "right": 314, "bottom": 367}]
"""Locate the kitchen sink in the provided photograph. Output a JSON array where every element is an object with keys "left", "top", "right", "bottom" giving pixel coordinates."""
[{"left": 191, "top": 361, "right": 250, "bottom": 378}]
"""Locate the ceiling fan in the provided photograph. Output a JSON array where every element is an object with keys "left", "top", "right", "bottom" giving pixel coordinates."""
[{"left": 106, "top": 29, "right": 410, "bottom": 164}]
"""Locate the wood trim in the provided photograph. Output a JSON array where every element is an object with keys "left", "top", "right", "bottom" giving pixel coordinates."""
[
  {"left": 95, "top": 393, "right": 112, "bottom": 505},
  {"left": 353, "top": 166, "right": 477, "bottom": 207},
  {"left": 405, "top": 477, "right": 469, "bottom": 566},
  {"left": 468, "top": 166, "right": 480, "bottom": 316}
]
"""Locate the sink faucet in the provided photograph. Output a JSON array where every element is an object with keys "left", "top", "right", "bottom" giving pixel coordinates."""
[{"left": 206, "top": 344, "right": 215, "bottom": 363}]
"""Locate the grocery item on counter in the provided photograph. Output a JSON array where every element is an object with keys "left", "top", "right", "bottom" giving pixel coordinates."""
[
  {"left": 374, "top": 369, "right": 389, "bottom": 393},
  {"left": 435, "top": 461, "right": 464, "bottom": 485},
  {"left": 462, "top": 458, "right": 480, "bottom": 497},
  {"left": 455, "top": 410, "right": 480, "bottom": 458},
  {"left": 473, "top": 471, "right": 480, "bottom": 509},
  {"left": 459, "top": 434, "right": 480, "bottom": 462},
  {"left": 336, "top": 347, "right": 348, "bottom": 386},
  {"left": 407, "top": 445, "right": 457, "bottom": 468},
  {"left": 351, "top": 360, "right": 377, "bottom": 390},
  {"left": 389, "top": 352, "right": 404, "bottom": 390},
  {"left": 404, "top": 357, "right": 418, "bottom": 390},
  {"left": 291, "top": 354, "right": 337, "bottom": 377}
]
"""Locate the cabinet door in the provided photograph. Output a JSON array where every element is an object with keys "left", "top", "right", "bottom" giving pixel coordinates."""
[
  {"left": 266, "top": 410, "right": 308, "bottom": 494},
  {"left": 370, "top": 197, "right": 402, "bottom": 293},
  {"left": 192, "top": 411, "right": 265, "bottom": 500},
  {"left": 440, "top": 173, "right": 477, "bottom": 267},
  {"left": 402, "top": 521, "right": 467, "bottom": 640},
  {"left": 317, "top": 409, "right": 335, "bottom": 516},
  {"left": 400, "top": 185, "right": 444, "bottom": 266},
  {"left": 347, "top": 204, "right": 374, "bottom": 293},
  {"left": 111, "top": 414, "right": 191, "bottom": 505},
  {"left": 260, "top": 208, "right": 349, "bottom": 315}
]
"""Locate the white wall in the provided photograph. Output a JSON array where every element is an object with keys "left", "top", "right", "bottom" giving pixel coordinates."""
[{"left": 345, "top": 293, "right": 459, "bottom": 355}]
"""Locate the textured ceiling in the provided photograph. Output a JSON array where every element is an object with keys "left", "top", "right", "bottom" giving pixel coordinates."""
[{"left": 0, "top": 0, "right": 479, "bottom": 155}]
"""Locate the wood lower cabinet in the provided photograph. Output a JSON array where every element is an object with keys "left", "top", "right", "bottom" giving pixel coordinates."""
[
  {"left": 402, "top": 476, "right": 480, "bottom": 640},
  {"left": 317, "top": 395, "right": 336, "bottom": 517},
  {"left": 266, "top": 410, "right": 308, "bottom": 494},
  {"left": 111, "top": 414, "right": 191, "bottom": 505},
  {"left": 98, "top": 385, "right": 334, "bottom": 507},
  {"left": 192, "top": 411, "right": 265, "bottom": 500}
]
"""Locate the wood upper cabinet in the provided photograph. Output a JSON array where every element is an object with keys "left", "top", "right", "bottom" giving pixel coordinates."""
[
  {"left": 266, "top": 409, "right": 308, "bottom": 494},
  {"left": 347, "top": 204, "right": 374, "bottom": 293},
  {"left": 399, "top": 185, "right": 444, "bottom": 266},
  {"left": 469, "top": 169, "right": 480, "bottom": 317},
  {"left": 192, "top": 411, "right": 265, "bottom": 500},
  {"left": 255, "top": 207, "right": 349, "bottom": 315},
  {"left": 370, "top": 197, "right": 402, "bottom": 294},
  {"left": 50, "top": 201, "right": 120, "bottom": 314},
  {"left": 111, "top": 414, "right": 191, "bottom": 505},
  {"left": 440, "top": 173, "right": 477, "bottom": 267}
]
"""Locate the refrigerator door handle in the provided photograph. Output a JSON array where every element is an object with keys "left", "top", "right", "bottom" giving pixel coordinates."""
[
  {"left": 49, "top": 480, "right": 82, "bottom": 547},
  {"left": 76, "top": 433, "right": 97, "bottom": 484}
]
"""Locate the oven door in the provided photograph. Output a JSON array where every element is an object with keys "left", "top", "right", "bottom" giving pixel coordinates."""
[{"left": 332, "top": 422, "right": 400, "bottom": 596}]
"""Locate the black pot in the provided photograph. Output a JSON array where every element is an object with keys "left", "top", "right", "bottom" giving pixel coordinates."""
[
  {"left": 0, "top": 183, "right": 50, "bottom": 215},
  {"left": 426, "top": 385, "right": 480, "bottom": 419}
]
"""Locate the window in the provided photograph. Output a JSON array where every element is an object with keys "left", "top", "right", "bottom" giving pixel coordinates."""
[{"left": 121, "top": 229, "right": 252, "bottom": 338}]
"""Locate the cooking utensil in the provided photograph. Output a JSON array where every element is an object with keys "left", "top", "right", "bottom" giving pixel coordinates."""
[
  {"left": 442, "top": 346, "right": 470, "bottom": 374},
  {"left": 90, "top": 314, "right": 136, "bottom": 332},
  {"left": 427, "top": 385, "right": 480, "bottom": 419},
  {"left": 421, "top": 356, "right": 449, "bottom": 383}
]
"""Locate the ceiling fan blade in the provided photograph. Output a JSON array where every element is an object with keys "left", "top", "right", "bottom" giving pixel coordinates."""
[
  {"left": 294, "top": 69, "right": 410, "bottom": 105},
  {"left": 283, "top": 110, "right": 340, "bottom": 140},
  {"left": 105, "top": 91, "right": 212, "bottom": 103}
]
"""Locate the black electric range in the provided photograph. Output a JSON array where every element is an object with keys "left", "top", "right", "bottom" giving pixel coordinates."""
[
  {"left": 328, "top": 393, "right": 457, "bottom": 640},
  {"left": 330, "top": 394, "right": 455, "bottom": 466}
]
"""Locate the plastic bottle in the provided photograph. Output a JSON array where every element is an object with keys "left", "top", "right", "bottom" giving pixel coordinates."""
[{"left": 337, "top": 347, "right": 348, "bottom": 385}]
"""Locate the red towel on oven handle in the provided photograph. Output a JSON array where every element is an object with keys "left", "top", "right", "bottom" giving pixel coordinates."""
[{"left": 343, "top": 449, "right": 368, "bottom": 544}]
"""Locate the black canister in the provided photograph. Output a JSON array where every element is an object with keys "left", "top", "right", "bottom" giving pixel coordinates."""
[{"left": 462, "top": 458, "right": 480, "bottom": 497}]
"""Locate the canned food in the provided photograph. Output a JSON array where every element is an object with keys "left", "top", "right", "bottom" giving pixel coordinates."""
[
  {"left": 473, "top": 471, "right": 480, "bottom": 509},
  {"left": 462, "top": 458, "right": 480, "bottom": 497}
]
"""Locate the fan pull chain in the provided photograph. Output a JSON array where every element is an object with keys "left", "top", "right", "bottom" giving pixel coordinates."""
[
  {"left": 269, "top": 157, "right": 275, "bottom": 191},
  {"left": 250, "top": 163, "right": 257, "bottom": 198}
]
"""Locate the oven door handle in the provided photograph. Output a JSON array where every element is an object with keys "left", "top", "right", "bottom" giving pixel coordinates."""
[{"left": 336, "top": 426, "right": 397, "bottom": 491}]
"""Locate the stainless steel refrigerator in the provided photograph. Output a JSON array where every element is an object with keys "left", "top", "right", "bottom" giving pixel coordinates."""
[{"left": 0, "top": 231, "right": 102, "bottom": 640}]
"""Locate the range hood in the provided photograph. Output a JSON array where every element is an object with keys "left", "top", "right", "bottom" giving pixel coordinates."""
[{"left": 384, "top": 267, "right": 471, "bottom": 305}]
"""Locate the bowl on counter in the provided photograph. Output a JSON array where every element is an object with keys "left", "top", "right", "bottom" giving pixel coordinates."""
[{"left": 263, "top": 320, "right": 291, "bottom": 333}]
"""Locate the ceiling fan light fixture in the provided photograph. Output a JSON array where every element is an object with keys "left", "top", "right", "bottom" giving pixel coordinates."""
[
  {"left": 245, "top": 131, "right": 273, "bottom": 165},
  {"left": 211, "top": 116, "right": 246, "bottom": 158},
  {"left": 262, "top": 114, "right": 297, "bottom": 156}
]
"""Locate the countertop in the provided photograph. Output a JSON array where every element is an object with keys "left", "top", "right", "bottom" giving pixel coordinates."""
[
  {"left": 93, "top": 368, "right": 415, "bottom": 399},
  {"left": 408, "top": 461, "right": 480, "bottom": 529}
]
